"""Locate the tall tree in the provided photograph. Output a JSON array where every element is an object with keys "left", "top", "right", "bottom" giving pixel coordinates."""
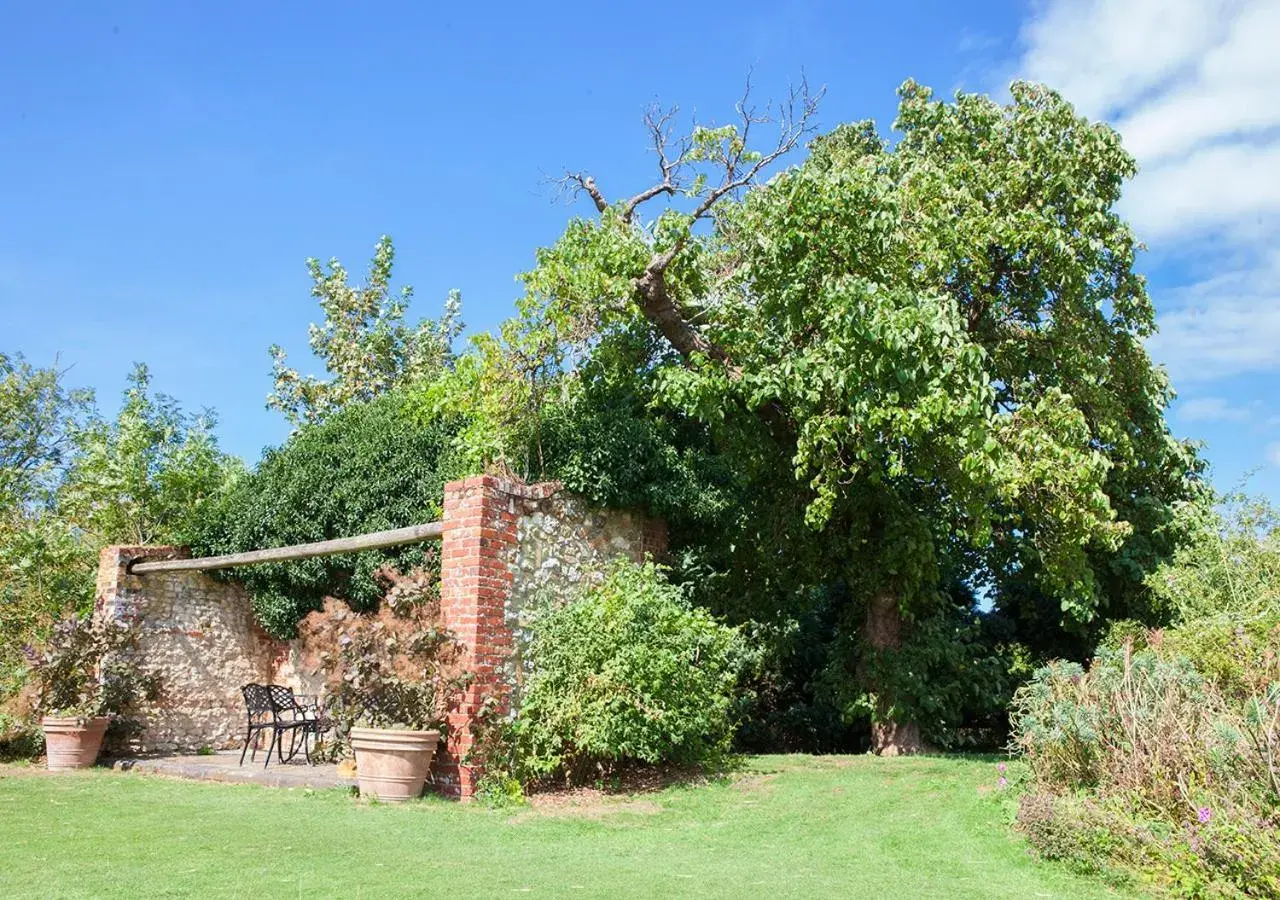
[
  {"left": 269, "top": 235, "right": 464, "bottom": 426},
  {"left": 58, "top": 363, "right": 240, "bottom": 546},
  {"left": 0, "top": 354, "right": 98, "bottom": 701},
  {"left": 508, "top": 80, "right": 1200, "bottom": 752},
  {"left": 0, "top": 353, "right": 94, "bottom": 512}
]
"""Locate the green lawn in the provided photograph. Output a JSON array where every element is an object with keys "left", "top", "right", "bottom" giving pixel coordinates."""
[{"left": 0, "top": 755, "right": 1132, "bottom": 899}]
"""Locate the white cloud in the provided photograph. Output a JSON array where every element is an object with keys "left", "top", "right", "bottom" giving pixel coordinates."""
[
  {"left": 1013, "top": 0, "right": 1280, "bottom": 386},
  {"left": 1017, "top": 0, "right": 1235, "bottom": 120},
  {"left": 1146, "top": 261, "right": 1280, "bottom": 382},
  {"left": 1268, "top": 442, "right": 1280, "bottom": 467},
  {"left": 1178, "top": 397, "right": 1254, "bottom": 423},
  {"left": 1122, "top": 143, "right": 1280, "bottom": 241},
  {"left": 1114, "top": 2, "right": 1280, "bottom": 165},
  {"left": 1019, "top": 0, "right": 1280, "bottom": 243}
]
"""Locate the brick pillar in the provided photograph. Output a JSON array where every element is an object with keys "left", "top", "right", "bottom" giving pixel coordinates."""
[{"left": 433, "top": 476, "right": 519, "bottom": 800}]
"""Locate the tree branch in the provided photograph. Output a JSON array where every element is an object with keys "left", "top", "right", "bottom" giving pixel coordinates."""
[
  {"left": 559, "top": 173, "right": 609, "bottom": 213},
  {"left": 621, "top": 105, "right": 690, "bottom": 223}
]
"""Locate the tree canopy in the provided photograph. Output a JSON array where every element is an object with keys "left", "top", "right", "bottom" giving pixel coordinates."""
[
  {"left": 446, "top": 79, "right": 1203, "bottom": 752},
  {"left": 269, "top": 235, "right": 464, "bottom": 426}
]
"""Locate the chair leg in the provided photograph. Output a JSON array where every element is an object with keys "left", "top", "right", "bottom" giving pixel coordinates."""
[
  {"left": 239, "top": 726, "right": 254, "bottom": 766},
  {"left": 264, "top": 728, "right": 278, "bottom": 768},
  {"left": 279, "top": 728, "right": 299, "bottom": 764}
]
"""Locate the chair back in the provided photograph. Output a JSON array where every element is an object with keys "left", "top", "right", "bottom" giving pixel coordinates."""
[
  {"left": 267, "top": 684, "right": 302, "bottom": 715},
  {"left": 241, "top": 683, "right": 275, "bottom": 724}
]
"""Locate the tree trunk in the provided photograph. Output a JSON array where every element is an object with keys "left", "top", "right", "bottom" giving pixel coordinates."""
[{"left": 864, "top": 587, "right": 925, "bottom": 756}]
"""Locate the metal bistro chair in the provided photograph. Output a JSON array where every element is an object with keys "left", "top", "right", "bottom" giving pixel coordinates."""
[
  {"left": 283, "top": 689, "right": 334, "bottom": 766},
  {"left": 238, "top": 683, "right": 327, "bottom": 767}
]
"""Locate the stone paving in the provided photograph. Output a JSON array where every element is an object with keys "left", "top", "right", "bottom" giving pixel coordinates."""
[{"left": 108, "top": 750, "right": 356, "bottom": 790}]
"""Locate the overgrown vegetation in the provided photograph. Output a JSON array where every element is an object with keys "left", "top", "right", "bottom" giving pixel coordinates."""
[
  {"left": 423, "top": 80, "right": 1202, "bottom": 755},
  {"left": 189, "top": 393, "right": 465, "bottom": 637},
  {"left": 299, "top": 571, "right": 468, "bottom": 746},
  {"left": 4, "top": 78, "right": 1266, "bottom": 898},
  {"left": 1011, "top": 495, "right": 1280, "bottom": 896},
  {"left": 25, "top": 614, "right": 158, "bottom": 725},
  {"left": 1, "top": 358, "right": 236, "bottom": 749}
]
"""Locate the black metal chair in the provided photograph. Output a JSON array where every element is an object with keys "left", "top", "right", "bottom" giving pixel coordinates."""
[
  {"left": 279, "top": 689, "right": 333, "bottom": 766},
  {"left": 238, "top": 683, "right": 310, "bottom": 768}
]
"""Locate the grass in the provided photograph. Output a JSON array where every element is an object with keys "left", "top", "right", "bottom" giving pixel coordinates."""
[{"left": 0, "top": 754, "right": 1133, "bottom": 899}]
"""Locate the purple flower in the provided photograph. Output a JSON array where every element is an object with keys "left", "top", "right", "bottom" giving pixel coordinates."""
[
  {"left": 998, "top": 777, "right": 1008, "bottom": 788},
  {"left": 997, "top": 763, "right": 1007, "bottom": 774},
  {"left": 1197, "top": 807, "right": 1212, "bottom": 824}
]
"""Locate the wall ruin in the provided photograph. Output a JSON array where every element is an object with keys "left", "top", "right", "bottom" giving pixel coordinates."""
[{"left": 96, "top": 477, "right": 665, "bottom": 798}]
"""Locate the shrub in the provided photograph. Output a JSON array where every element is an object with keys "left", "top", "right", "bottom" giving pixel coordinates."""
[
  {"left": 1011, "top": 645, "right": 1280, "bottom": 896},
  {"left": 24, "top": 614, "right": 158, "bottom": 730},
  {"left": 189, "top": 392, "right": 465, "bottom": 637},
  {"left": 510, "top": 559, "right": 746, "bottom": 784}
]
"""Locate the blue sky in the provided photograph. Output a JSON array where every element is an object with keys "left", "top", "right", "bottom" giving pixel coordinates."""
[{"left": 2, "top": 1, "right": 1277, "bottom": 500}]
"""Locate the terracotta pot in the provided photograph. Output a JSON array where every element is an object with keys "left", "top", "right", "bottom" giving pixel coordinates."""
[
  {"left": 349, "top": 727, "right": 440, "bottom": 802},
  {"left": 41, "top": 716, "right": 110, "bottom": 771}
]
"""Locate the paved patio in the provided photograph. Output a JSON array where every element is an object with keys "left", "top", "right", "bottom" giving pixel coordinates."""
[{"left": 108, "top": 750, "right": 356, "bottom": 790}]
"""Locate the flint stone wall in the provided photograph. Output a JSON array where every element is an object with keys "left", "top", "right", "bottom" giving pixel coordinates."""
[
  {"left": 506, "top": 488, "right": 667, "bottom": 697},
  {"left": 96, "top": 546, "right": 285, "bottom": 753}
]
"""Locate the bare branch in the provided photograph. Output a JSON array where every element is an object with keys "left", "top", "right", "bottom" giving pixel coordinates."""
[
  {"left": 557, "top": 172, "right": 610, "bottom": 213},
  {"left": 622, "top": 104, "right": 690, "bottom": 223},
  {"left": 690, "top": 75, "right": 825, "bottom": 224}
]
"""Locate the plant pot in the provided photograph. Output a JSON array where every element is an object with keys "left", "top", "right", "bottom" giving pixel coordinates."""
[
  {"left": 349, "top": 727, "right": 440, "bottom": 802},
  {"left": 41, "top": 716, "right": 110, "bottom": 771}
]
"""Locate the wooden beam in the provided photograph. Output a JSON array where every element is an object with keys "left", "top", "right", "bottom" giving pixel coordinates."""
[{"left": 128, "top": 522, "right": 445, "bottom": 575}]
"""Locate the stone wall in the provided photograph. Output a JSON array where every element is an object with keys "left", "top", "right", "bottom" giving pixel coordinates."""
[
  {"left": 96, "top": 546, "right": 283, "bottom": 752},
  {"left": 507, "top": 487, "right": 667, "bottom": 699},
  {"left": 96, "top": 477, "right": 664, "bottom": 797}
]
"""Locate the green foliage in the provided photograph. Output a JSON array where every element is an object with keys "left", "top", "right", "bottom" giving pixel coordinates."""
[
  {"left": 511, "top": 559, "right": 746, "bottom": 783},
  {"left": 58, "top": 363, "right": 241, "bottom": 546},
  {"left": 469, "top": 79, "right": 1201, "bottom": 748},
  {"left": 0, "top": 354, "right": 98, "bottom": 704},
  {"left": 269, "top": 234, "right": 463, "bottom": 426},
  {"left": 1148, "top": 492, "right": 1280, "bottom": 625},
  {"left": 1012, "top": 647, "right": 1280, "bottom": 896},
  {"left": 0, "top": 352, "right": 94, "bottom": 512},
  {"left": 3, "top": 355, "right": 227, "bottom": 737},
  {"left": 0, "top": 512, "right": 97, "bottom": 703},
  {"left": 189, "top": 392, "right": 465, "bottom": 637},
  {"left": 0, "top": 357, "right": 232, "bottom": 758},
  {"left": 847, "top": 598, "right": 1033, "bottom": 750}
]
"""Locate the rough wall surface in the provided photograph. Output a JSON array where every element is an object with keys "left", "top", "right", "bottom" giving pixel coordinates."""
[
  {"left": 433, "top": 476, "right": 666, "bottom": 798},
  {"left": 96, "top": 477, "right": 665, "bottom": 797},
  {"left": 507, "top": 489, "right": 667, "bottom": 697},
  {"left": 96, "top": 546, "right": 284, "bottom": 753}
]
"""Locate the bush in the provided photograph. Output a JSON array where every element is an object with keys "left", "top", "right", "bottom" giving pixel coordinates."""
[
  {"left": 510, "top": 559, "right": 746, "bottom": 784},
  {"left": 1011, "top": 646, "right": 1280, "bottom": 896},
  {"left": 22, "top": 613, "right": 159, "bottom": 748},
  {"left": 189, "top": 393, "right": 465, "bottom": 637}
]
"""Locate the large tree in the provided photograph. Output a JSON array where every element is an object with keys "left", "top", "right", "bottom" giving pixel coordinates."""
[{"left": 500, "top": 80, "right": 1200, "bottom": 753}]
